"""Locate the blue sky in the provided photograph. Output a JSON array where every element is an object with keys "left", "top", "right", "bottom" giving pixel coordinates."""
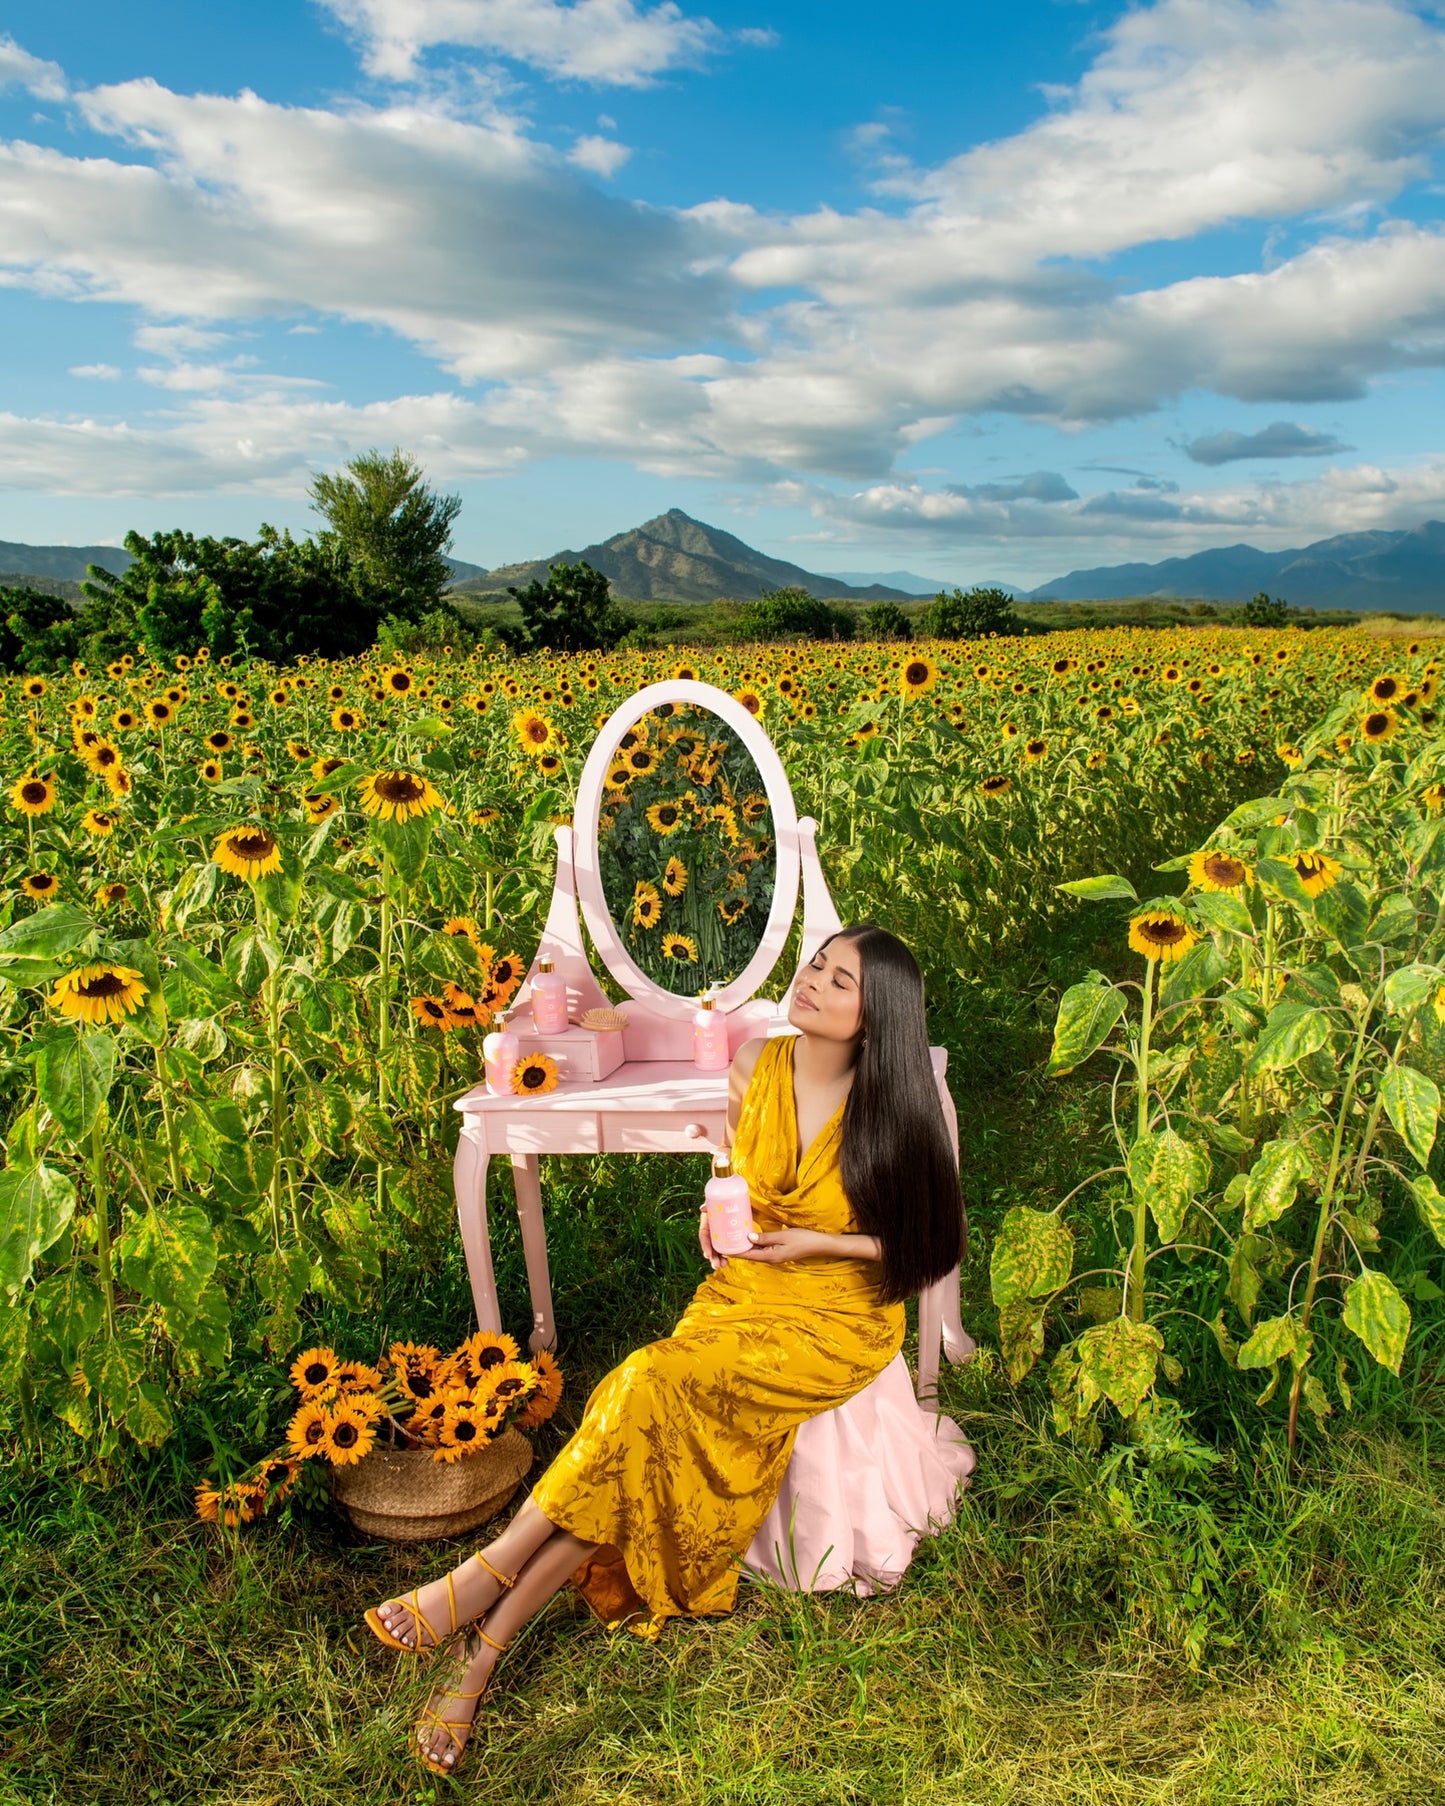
[{"left": 2, "top": 0, "right": 1445, "bottom": 587}]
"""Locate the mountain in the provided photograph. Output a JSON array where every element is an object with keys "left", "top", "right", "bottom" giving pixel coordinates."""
[
  {"left": 449, "top": 509, "right": 916, "bottom": 602},
  {"left": 822, "top": 568, "right": 943, "bottom": 595},
  {"left": 0, "top": 541, "right": 132, "bottom": 583},
  {"left": 1027, "top": 521, "right": 1445, "bottom": 611}
]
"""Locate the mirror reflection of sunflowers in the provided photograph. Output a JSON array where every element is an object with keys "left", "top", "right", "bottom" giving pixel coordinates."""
[{"left": 597, "top": 703, "right": 775, "bottom": 994}]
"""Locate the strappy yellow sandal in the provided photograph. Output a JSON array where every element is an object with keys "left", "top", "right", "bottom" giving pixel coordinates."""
[
  {"left": 414, "top": 1624, "right": 510, "bottom": 1776},
  {"left": 364, "top": 1549, "right": 517, "bottom": 1655}
]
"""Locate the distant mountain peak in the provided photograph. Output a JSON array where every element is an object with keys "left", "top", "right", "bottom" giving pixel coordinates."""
[
  {"left": 1027, "top": 520, "right": 1445, "bottom": 611},
  {"left": 453, "top": 511, "right": 917, "bottom": 603}
]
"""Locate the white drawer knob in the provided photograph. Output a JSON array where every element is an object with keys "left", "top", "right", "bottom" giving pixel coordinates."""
[{"left": 685, "top": 1121, "right": 708, "bottom": 1139}]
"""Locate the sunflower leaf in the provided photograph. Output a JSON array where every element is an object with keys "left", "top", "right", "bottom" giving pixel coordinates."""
[
  {"left": 1379, "top": 1065, "right": 1440, "bottom": 1168},
  {"left": 1342, "top": 1268, "right": 1411, "bottom": 1374},
  {"left": 0, "top": 903, "right": 96, "bottom": 961},
  {"left": 989, "top": 1206, "right": 1074, "bottom": 1307},
  {"left": 31, "top": 1028, "right": 115, "bottom": 1145},
  {"left": 1246, "top": 1002, "right": 1332, "bottom": 1076},
  {"left": 1190, "top": 891, "right": 1255, "bottom": 937},
  {"left": 1254, "top": 858, "right": 1315, "bottom": 909},
  {"left": 0, "top": 1161, "right": 77, "bottom": 1296},
  {"left": 1127, "top": 1129, "right": 1210, "bottom": 1242},
  {"left": 1055, "top": 875, "right": 1138, "bottom": 902},
  {"left": 1236, "top": 1313, "right": 1305, "bottom": 1370},
  {"left": 118, "top": 1202, "right": 218, "bottom": 1317},
  {"left": 1047, "top": 980, "right": 1127, "bottom": 1077},
  {"left": 1242, "top": 1139, "right": 1312, "bottom": 1230},
  {"left": 997, "top": 1300, "right": 1046, "bottom": 1384},
  {"left": 1074, "top": 1317, "right": 1163, "bottom": 1417},
  {"left": 1408, "top": 1173, "right": 1445, "bottom": 1249}
]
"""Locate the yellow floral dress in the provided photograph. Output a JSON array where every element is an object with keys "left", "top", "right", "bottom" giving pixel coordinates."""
[{"left": 529, "top": 1034, "right": 907, "bottom": 1636}]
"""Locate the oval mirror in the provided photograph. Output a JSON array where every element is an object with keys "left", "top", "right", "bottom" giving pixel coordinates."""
[{"left": 574, "top": 681, "right": 802, "bottom": 1020}]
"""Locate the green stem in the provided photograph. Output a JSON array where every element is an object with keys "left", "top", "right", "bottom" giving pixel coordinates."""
[
  {"left": 1127, "top": 958, "right": 1157, "bottom": 1323},
  {"left": 267, "top": 966, "right": 291, "bottom": 1247},
  {"left": 91, "top": 1109, "right": 116, "bottom": 1340},
  {"left": 1285, "top": 973, "right": 1389, "bottom": 1448},
  {"left": 154, "top": 1046, "right": 184, "bottom": 1193}
]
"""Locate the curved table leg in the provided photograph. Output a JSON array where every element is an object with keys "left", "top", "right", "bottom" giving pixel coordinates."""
[
  {"left": 511, "top": 1153, "right": 557, "bottom": 1354},
  {"left": 454, "top": 1123, "right": 501, "bottom": 1334}
]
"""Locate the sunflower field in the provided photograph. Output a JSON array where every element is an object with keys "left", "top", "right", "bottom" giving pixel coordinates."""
[{"left": 0, "top": 623, "right": 1439, "bottom": 1477}]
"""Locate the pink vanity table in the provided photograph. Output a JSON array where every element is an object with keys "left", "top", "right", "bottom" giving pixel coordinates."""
[{"left": 451, "top": 680, "right": 974, "bottom": 1403}]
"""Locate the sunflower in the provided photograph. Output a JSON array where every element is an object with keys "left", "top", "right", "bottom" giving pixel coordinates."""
[
  {"left": 1022, "top": 738, "right": 1047, "bottom": 762},
  {"left": 515, "top": 1347, "right": 564, "bottom": 1428},
  {"left": 646, "top": 799, "right": 685, "bottom": 835},
  {"left": 112, "top": 708, "right": 139, "bottom": 731},
  {"left": 978, "top": 774, "right": 1012, "bottom": 798},
  {"left": 290, "top": 1346, "right": 341, "bottom": 1397},
  {"left": 200, "top": 759, "right": 223, "bottom": 783},
  {"left": 321, "top": 1401, "right": 377, "bottom": 1467},
  {"left": 1292, "top": 850, "right": 1342, "bottom": 897},
  {"left": 95, "top": 881, "right": 129, "bottom": 911},
  {"left": 468, "top": 805, "right": 501, "bottom": 827},
  {"left": 900, "top": 656, "right": 939, "bottom": 699},
  {"left": 330, "top": 705, "right": 364, "bottom": 731},
  {"left": 512, "top": 709, "right": 557, "bottom": 754},
  {"left": 312, "top": 755, "right": 346, "bottom": 783},
  {"left": 1127, "top": 911, "right": 1199, "bottom": 963},
  {"left": 49, "top": 962, "right": 149, "bottom": 1024},
  {"left": 357, "top": 769, "right": 443, "bottom": 822},
  {"left": 21, "top": 872, "right": 59, "bottom": 901},
  {"left": 331, "top": 1359, "right": 385, "bottom": 1394},
  {"left": 1369, "top": 674, "right": 1402, "bottom": 704},
  {"left": 662, "top": 856, "right": 688, "bottom": 897},
  {"left": 392, "top": 1359, "right": 444, "bottom": 1406},
  {"left": 1188, "top": 849, "right": 1252, "bottom": 894},
  {"left": 1276, "top": 744, "right": 1303, "bottom": 768},
  {"left": 623, "top": 881, "right": 665, "bottom": 936},
  {"left": 383, "top": 666, "right": 414, "bottom": 695},
  {"left": 1422, "top": 782, "right": 1445, "bottom": 817},
  {"left": 487, "top": 1359, "right": 539, "bottom": 1409},
  {"left": 212, "top": 825, "right": 283, "bottom": 881},
  {"left": 511, "top": 1052, "right": 560, "bottom": 1096},
  {"left": 1361, "top": 709, "right": 1398, "bottom": 744},
  {"left": 660, "top": 931, "right": 700, "bottom": 965},
  {"left": 21, "top": 676, "right": 45, "bottom": 698},
  {"left": 457, "top": 1329, "right": 522, "bottom": 1383},
  {"left": 10, "top": 771, "right": 55, "bottom": 816},
  {"left": 410, "top": 993, "right": 454, "bottom": 1029},
  {"left": 81, "top": 738, "right": 123, "bottom": 775},
  {"left": 194, "top": 1479, "right": 265, "bottom": 1528},
  {"left": 303, "top": 792, "right": 339, "bottom": 823},
  {"left": 434, "top": 1398, "right": 490, "bottom": 1463},
  {"left": 718, "top": 895, "right": 749, "bottom": 925},
  {"left": 441, "top": 982, "right": 485, "bottom": 1028},
  {"left": 442, "top": 915, "right": 480, "bottom": 942},
  {"left": 488, "top": 953, "right": 523, "bottom": 1001},
  {"left": 144, "top": 698, "right": 174, "bottom": 726}
]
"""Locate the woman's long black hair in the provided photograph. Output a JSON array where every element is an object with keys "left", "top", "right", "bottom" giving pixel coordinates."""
[{"left": 820, "top": 923, "right": 965, "bottom": 1307}]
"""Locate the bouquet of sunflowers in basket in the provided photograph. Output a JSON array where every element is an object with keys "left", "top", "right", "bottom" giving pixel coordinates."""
[{"left": 194, "top": 1332, "right": 564, "bottom": 1529}]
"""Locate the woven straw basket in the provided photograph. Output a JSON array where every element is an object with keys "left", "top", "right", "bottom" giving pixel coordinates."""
[{"left": 330, "top": 1426, "right": 534, "bottom": 1543}]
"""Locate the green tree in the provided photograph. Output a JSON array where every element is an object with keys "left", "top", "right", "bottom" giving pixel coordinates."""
[
  {"left": 921, "top": 585, "right": 1021, "bottom": 638},
  {"left": 0, "top": 585, "right": 80, "bottom": 672},
  {"left": 80, "top": 527, "right": 377, "bottom": 665},
  {"left": 1242, "top": 591, "right": 1289, "bottom": 627},
  {"left": 736, "top": 586, "right": 854, "bottom": 642},
  {"left": 308, "top": 447, "right": 461, "bottom": 619},
  {"left": 859, "top": 600, "right": 912, "bottom": 641},
  {"left": 505, "top": 559, "right": 629, "bottom": 653}
]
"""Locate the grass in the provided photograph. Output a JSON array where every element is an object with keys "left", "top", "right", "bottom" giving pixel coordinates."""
[
  {"left": 6, "top": 1062, "right": 1445, "bottom": 1804},
  {"left": 4, "top": 919, "right": 1445, "bottom": 1803}
]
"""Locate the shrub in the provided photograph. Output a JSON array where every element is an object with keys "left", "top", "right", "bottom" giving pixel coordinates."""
[
  {"left": 736, "top": 586, "right": 854, "bottom": 642},
  {"left": 921, "top": 585, "right": 1022, "bottom": 638}
]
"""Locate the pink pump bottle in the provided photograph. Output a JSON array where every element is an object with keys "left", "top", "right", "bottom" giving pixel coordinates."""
[
  {"left": 705, "top": 1151, "right": 755, "bottom": 1257},
  {"left": 692, "top": 990, "right": 729, "bottom": 1071},
  {"left": 482, "top": 1008, "right": 520, "bottom": 1096},
  {"left": 531, "top": 957, "right": 570, "bottom": 1035}
]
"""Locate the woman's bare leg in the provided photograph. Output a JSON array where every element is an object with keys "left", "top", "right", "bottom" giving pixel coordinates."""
[
  {"left": 416, "top": 1524, "right": 600, "bottom": 1769},
  {"left": 372, "top": 1493, "right": 562, "bottom": 1648}
]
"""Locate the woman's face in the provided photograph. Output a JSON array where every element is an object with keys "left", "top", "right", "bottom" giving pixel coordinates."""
[{"left": 787, "top": 937, "right": 864, "bottom": 1045}]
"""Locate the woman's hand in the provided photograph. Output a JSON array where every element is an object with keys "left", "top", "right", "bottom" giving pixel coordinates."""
[
  {"left": 729, "top": 1227, "right": 836, "bottom": 1264},
  {"left": 698, "top": 1211, "right": 723, "bottom": 1271}
]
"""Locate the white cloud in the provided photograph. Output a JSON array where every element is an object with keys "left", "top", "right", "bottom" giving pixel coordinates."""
[
  {"left": 1, "top": 1, "right": 1445, "bottom": 516},
  {"left": 315, "top": 0, "right": 722, "bottom": 86},
  {"left": 568, "top": 133, "right": 631, "bottom": 177},
  {"left": 0, "top": 35, "right": 67, "bottom": 101},
  {"left": 1182, "top": 421, "right": 1351, "bottom": 464},
  {"left": 68, "top": 362, "right": 121, "bottom": 380}
]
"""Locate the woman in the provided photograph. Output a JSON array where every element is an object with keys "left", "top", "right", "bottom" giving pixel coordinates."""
[{"left": 365, "top": 923, "right": 966, "bottom": 1775}]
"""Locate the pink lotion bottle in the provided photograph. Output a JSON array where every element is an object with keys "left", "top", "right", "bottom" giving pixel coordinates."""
[
  {"left": 530, "top": 957, "right": 570, "bottom": 1035},
  {"left": 483, "top": 1009, "right": 520, "bottom": 1096},
  {"left": 705, "top": 1151, "right": 755, "bottom": 1257},
  {"left": 692, "top": 991, "right": 730, "bottom": 1071}
]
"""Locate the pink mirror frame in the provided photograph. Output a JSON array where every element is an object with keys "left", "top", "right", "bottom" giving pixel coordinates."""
[{"left": 572, "top": 679, "right": 803, "bottom": 1022}]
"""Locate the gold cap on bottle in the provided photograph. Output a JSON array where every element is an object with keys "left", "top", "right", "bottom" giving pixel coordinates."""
[
  {"left": 712, "top": 1151, "right": 732, "bottom": 1177},
  {"left": 538, "top": 957, "right": 554, "bottom": 973},
  {"left": 698, "top": 991, "right": 715, "bottom": 1010}
]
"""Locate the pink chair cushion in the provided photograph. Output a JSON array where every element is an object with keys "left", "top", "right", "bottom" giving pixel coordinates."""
[{"left": 740, "top": 1352, "right": 976, "bottom": 1597}]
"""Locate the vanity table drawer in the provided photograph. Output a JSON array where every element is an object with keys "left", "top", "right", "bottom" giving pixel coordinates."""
[
  {"left": 602, "top": 1112, "right": 727, "bottom": 1154},
  {"left": 497, "top": 1113, "right": 601, "bottom": 1155}
]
